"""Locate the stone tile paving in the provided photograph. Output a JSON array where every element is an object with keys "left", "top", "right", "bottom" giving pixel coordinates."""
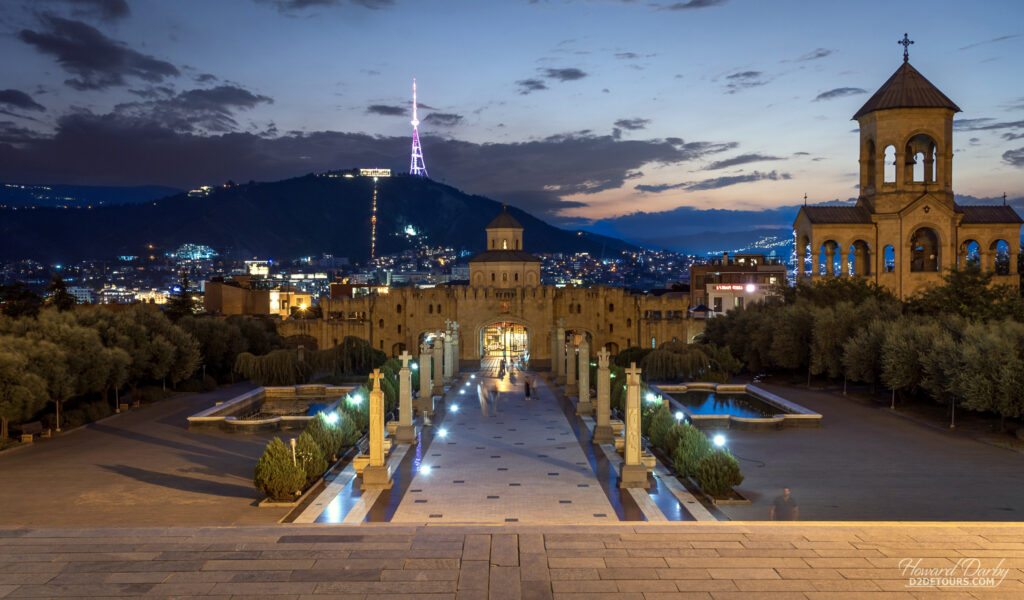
[
  {"left": 1, "top": 523, "right": 1022, "bottom": 598},
  {"left": 389, "top": 371, "right": 618, "bottom": 524}
]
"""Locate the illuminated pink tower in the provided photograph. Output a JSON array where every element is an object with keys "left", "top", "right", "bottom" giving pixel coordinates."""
[{"left": 409, "top": 78, "right": 428, "bottom": 177}]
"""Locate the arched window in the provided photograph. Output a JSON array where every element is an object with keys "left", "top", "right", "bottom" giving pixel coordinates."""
[
  {"left": 378, "top": 318, "right": 384, "bottom": 328},
  {"left": 503, "top": 239, "right": 508, "bottom": 249},
  {"left": 626, "top": 318, "right": 632, "bottom": 327},
  {"left": 992, "top": 239, "right": 1011, "bottom": 275},
  {"left": 397, "top": 324, "right": 402, "bottom": 333},
  {"left": 576, "top": 303, "right": 582, "bottom": 313},
  {"left": 851, "top": 240, "right": 871, "bottom": 276},
  {"left": 608, "top": 303, "right": 614, "bottom": 313},
  {"left": 959, "top": 240, "right": 980, "bottom": 268},
  {"left": 437, "top": 304, "right": 442, "bottom": 313},
  {"left": 906, "top": 134, "right": 937, "bottom": 183},
  {"left": 491, "top": 272, "right": 495, "bottom": 282},
  {"left": 514, "top": 273, "right": 519, "bottom": 281},
  {"left": 884, "top": 145, "right": 896, "bottom": 183},
  {"left": 865, "top": 139, "right": 876, "bottom": 187},
  {"left": 491, "top": 240, "right": 496, "bottom": 249},
  {"left": 515, "top": 239, "right": 520, "bottom": 250},
  {"left": 884, "top": 245, "right": 896, "bottom": 272},
  {"left": 428, "top": 304, "right": 433, "bottom": 314},
  {"left": 910, "top": 228, "right": 940, "bottom": 272},
  {"left": 502, "top": 272, "right": 508, "bottom": 282},
  {"left": 569, "top": 304, "right": 574, "bottom": 314},
  {"left": 651, "top": 337, "right": 656, "bottom": 348},
  {"left": 609, "top": 323, "right": 614, "bottom": 334},
  {"left": 396, "top": 303, "right": 402, "bottom": 314}
]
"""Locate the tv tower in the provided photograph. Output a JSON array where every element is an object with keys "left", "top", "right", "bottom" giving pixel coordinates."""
[{"left": 409, "top": 78, "right": 428, "bottom": 177}]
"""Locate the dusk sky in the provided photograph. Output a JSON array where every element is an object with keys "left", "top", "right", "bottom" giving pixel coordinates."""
[{"left": 1, "top": 0, "right": 1022, "bottom": 234}]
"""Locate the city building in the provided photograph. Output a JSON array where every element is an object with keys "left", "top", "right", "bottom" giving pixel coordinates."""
[
  {"left": 204, "top": 276, "right": 313, "bottom": 318},
  {"left": 279, "top": 210, "right": 700, "bottom": 365},
  {"left": 688, "top": 253, "right": 787, "bottom": 316},
  {"left": 66, "top": 286, "right": 94, "bottom": 304},
  {"left": 794, "top": 51, "right": 1022, "bottom": 298}
]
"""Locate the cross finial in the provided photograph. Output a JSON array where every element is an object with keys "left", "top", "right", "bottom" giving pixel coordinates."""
[
  {"left": 898, "top": 33, "right": 914, "bottom": 62},
  {"left": 624, "top": 362, "right": 642, "bottom": 385},
  {"left": 1003, "top": 192, "right": 1008, "bottom": 206},
  {"left": 803, "top": 193, "right": 807, "bottom": 206},
  {"left": 597, "top": 346, "right": 610, "bottom": 368},
  {"left": 370, "top": 368, "right": 384, "bottom": 390},
  {"left": 399, "top": 350, "right": 412, "bottom": 368}
]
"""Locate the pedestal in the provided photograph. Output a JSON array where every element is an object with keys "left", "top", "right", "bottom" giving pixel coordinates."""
[
  {"left": 591, "top": 424, "right": 614, "bottom": 444},
  {"left": 394, "top": 424, "right": 416, "bottom": 445},
  {"left": 360, "top": 464, "right": 393, "bottom": 490},
  {"left": 575, "top": 399, "right": 594, "bottom": 416},
  {"left": 618, "top": 463, "right": 650, "bottom": 489}
]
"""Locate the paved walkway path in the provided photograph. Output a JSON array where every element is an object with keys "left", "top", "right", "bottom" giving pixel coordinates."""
[
  {"left": 1, "top": 522, "right": 1021, "bottom": 599},
  {"left": 390, "top": 369, "right": 618, "bottom": 524}
]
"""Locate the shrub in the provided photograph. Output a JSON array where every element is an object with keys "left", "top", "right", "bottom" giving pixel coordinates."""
[
  {"left": 695, "top": 449, "right": 744, "bottom": 497},
  {"left": 253, "top": 438, "right": 306, "bottom": 502},
  {"left": 340, "top": 387, "right": 370, "bottom": 431},
  {"left": 305, "top": 413, "right": 344, "bottom": 461},
  {"left": 646, "top": 405, "right": 675, "bottom": 449},
  {"left": 673, "top": 424, "right": 712, "bottom": 478},
  {"left": 295, "top": 431, "right": 328, "bottom": 487},
  {"left": 662, "top": 423, "right": 687, "bottom": 457}
]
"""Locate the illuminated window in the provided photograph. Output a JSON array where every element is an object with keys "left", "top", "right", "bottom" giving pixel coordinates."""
[
  {"left": 503, "top": 239, "right": 508, "bottom": 249},
  {"left": 503, "top": 273, "right": 508, "bottom": 282}
]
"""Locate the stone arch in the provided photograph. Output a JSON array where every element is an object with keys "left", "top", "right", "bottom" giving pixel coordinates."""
[
  {"left": 795, "top": 231, "right": 812, "bottom": 279},
  {"left": 605, "top": 342, "right": 620, "bottom": 355},
  {"left": 391, "top": 342, "right": 406, "bottom": 357},
  {"left": 883, "top": 144, "right": 896, "bottom": 183},
  {"left": 819, "top": 239, "right": 841, "bottom": 276},
  {"left": 959, "top": 239, "right": 980, "bottom": 268},
  {"left": 909, "top": 227, "right": 941, "bottom": 272},
  {"left": 990, "top": 239, "right": 1011, "bottom": 274},
  {"left": 864, "top": 138, "right": 877, "bottom": 189},
  {"left": 850, "top": 240, "right": 872, "bottom": 276},
  {"left": 883, "top": 244, "right": 896, "bottom": 272},
  {"left": 526, "top": 271, "right": 537, "bottom": 285},
  {"left": 905, "top": 133, "right": 937, "bottom": 183},
  {"left": 475, "top": 318, "right": 534, "bottom": 360}
]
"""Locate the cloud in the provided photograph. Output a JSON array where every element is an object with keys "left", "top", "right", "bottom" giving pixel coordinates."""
[
  {"left": 0, "top": 89, "right": 46, "bottom": 112},
  {"left": 954, "top": 118, "right": 1024, "bottom": 132},
  {"left": 18, "top": 16, "right": 179, "bottom": 90},
  {"left": 813, "top": 87, "right": 867, "bottom": 102},
  {"left": 422, "top": 112, "right": 463, "bottom": 127},
  {"left": 515, "top": 78, "right": 548, "bottom": 95},
  {"left": 636, "top": 170, "right": 790, "bottom": 193},
  {"left": 113, "top": 85, "right": 273, "bottom": 133},
  {"left": 0, "top": 110, "right": 738, "bottom": 223},
  {"left": 958, "top": 34, "right": 1018, "bottom": 51},
  {"left": 38, "top": 0, "right": 130, "bottom": 21},
  {"left": 705, "top": 153, "right": 782, "bottom": 170},
  {"left": 614, "top": 118, "right": 650, "bottom": 131},
  {"left": 660, "top": 0, "right": 728, "bottom": 10},
  {"left": 258, "top": 0, "right": 394, "bottom": 11},
  {"left": 366, "top": 104, "right": 406, "bottom": 116},
  {"left": 543, "top": 67, "right": 587, "bottom": 82},
  {"left": 586, "top": 203, "right": 799, "bottom": 244},
  {"left": 0, "top": 121, "right": 43, "bottom": 145},
  {"left": 195, "top": 73, "right": 218, "bottom": 83},
  {"left": 1004, "top": 147, "right": 1024, "bottom": 168},
  {"left": 615, "top": 52, "right": 639, "bottom": 59},
  {"left": 785, "top": 48, "right": 834, "bottom": 62},
  {"left": 723, "top": 71, "right": 768, "bottom": 93},
  {"left": 1002, "top": 132, "right": 1024, "bottom": 141}
]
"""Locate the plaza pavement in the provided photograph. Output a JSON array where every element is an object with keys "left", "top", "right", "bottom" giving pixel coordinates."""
[
  {"left": 1, "top": 522, "right": 1022, "bottom": 599},
  {"left": 0, "top": 383, "right": 290, "bottom": 526}
]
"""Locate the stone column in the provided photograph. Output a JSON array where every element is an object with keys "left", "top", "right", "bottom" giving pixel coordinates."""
[
  {"left": 825, "top": 247, "right": 835, "bottom": 276},
  {"left": 395, "top": 351, "right": 415, "bottom": 444},
  {"left": 431, "top": 336, "right": 444, "bottom": 397},
  {"left": 575, "top": 338, "right": 593, "bottom": 415},
  {"left": 451, "top": 322, "right": 460, "bottom": 377},
  {"left": 564, "top": 334, "right": 577, "bottom": 397},
  {"left": 838, "top": 250, "right": 849, "bottom": 277},
  {"left": 592, "top": 347, "right": 613, "bottom": 444},
  {"left": 619, "top": 363, "right": 649, "bottom": 489},
  {"left": 443, "top": 321, "right": 453, "bottom": 383},
  {"left": 554, "top": 319, "right": 565, "bottom": 384},
  {"left": 796, "top": 249, "right": 807, "bottom": 281},
  {"left": 810, "top": 252, "right": 820, "bottom": 279},
  {"left": 418, "top": 340, "right": 433, "bottom": 416},
  {"left": 361, "top": 369, "right": 392, "bottom": 489}
]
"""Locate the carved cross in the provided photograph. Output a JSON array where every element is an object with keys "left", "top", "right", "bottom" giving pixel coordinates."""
[
  {"left": 369, "top": 368, "right": 384, "bottom": 391},
  {"left": 597, "top": 347, "right": 610, "bottom": 368},
  {"left": 625, "top": 362, "right": 642, "bottom": 386},
  {"left": 898, "top": 33, "right": 914, "bottom": 62},
  {"left": 420, "top": 340, "right": 431, "bottom": 353},
  {"left": 399, "top": 350, "right": 412, "bottom": 368}
]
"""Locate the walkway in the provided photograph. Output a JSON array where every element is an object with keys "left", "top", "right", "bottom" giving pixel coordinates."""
[
  {"left": 389, "top": 367, "right": 617, "bottom": 524},
  {"left": 2, "top": 522, "right": 1020, "bottom": 599}
]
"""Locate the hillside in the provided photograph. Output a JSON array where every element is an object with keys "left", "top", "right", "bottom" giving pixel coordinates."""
[
  {"left": 0, "top": 173, "right": 637, "bottom": 263},
  {"left": 0, "top": 183, "right": 182, "bottom": 208}
]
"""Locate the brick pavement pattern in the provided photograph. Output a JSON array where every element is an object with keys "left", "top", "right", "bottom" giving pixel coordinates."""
[{"left": 1, "top": 523, "right": 1022, "bottom": 599}]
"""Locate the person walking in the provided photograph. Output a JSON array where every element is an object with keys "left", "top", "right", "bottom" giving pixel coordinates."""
[
  {"left": 769, "top": 487, "right": 799, "bottom": 520},
  {"left": 524, "top": 376, "right": 532, "bottom": 400}
]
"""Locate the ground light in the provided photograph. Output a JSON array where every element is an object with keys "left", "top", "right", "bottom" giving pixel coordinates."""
[
  {"left": 324, "top": 412, "right": 339, "bottom": 425},
  {"left": 713, "top": 434, "right": 725, "bottom": 448},
  {"left": 459, "top": 389, "right": 465, "bottom": 394},
  {"left": 451, "top": 404, "right": 459, "bottom": 413},
  {"left": 411, "top": 363, "right": 418, "bottom": 370},
  {"left": 675, "top": 411, "right": 684, "bottom": 422},
  {"left": 438, "top": 428, "right": 448, "bottom": 438},
  {"left": 349, "top": 393, "right": 362, "bottom": 405},
  {"left": 419, "top": 465, "right": 431, "bottom": 474}
]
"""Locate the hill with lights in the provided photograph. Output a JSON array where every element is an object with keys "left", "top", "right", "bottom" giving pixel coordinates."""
[{"left": 0, "top": 173, "right": 638, "bottom": 263}]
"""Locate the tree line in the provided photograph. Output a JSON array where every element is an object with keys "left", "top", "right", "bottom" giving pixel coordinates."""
[{"left": 703, "top": 269, "right": 1024, "bottom": 428}]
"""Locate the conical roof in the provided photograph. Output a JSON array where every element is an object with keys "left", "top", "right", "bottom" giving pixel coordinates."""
[
  {"left": 486, "top": 205, "right": 523, "bottom": 229},
  {"left": 853, "top": 61, "right": 960, "bottom": 120}
]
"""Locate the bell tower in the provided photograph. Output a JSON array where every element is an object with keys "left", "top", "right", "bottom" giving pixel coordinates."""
[{"left": 854, "top": 34, "right": 960, "bottom": 214}]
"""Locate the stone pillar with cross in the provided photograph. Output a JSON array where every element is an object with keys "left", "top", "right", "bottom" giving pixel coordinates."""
[
  {"left": 431, "top": 334, "right": 444, "bottom": 397},
  {"left": 442, "top": 320, "right": 454, "bottom": 383},
  {"left": 564, "top": 332, "right": 578, "bottom": 397},
  {"left": 554, "top": 319, "right": 565, "bottom": 384},
  {"left": 395, "top": 350, "right": 415, "bottom": 444},
  {"left": 418, "top": 340, "right": 433, "bottom": 416},
  {"left": 619, "top": 362, "right": 649, "bottom": 488},
  {"left": 451, "top": 321, "right": 460, "bottom": 378},
  {"left": 575, "top": 337, "right": 593, "bottom": 416},
  {"left": 360, "top": 369, "right": 392, "bottom": 490},
  {"left": 592, "top": 346, "right": 614, "bottom": 444}
]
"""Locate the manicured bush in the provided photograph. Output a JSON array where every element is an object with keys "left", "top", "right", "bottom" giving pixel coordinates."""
[
  {"left": 673, "top": 424, "right": 712, "bottom": 478},
  {"left": 340, "top": 387, "right": 370, "bottom": 432},
  {"left": 253, "top": 438, "right": 306, "bottom": 502},
  {"left": 645, "top": 405, "right": 675, "bottom": 449},
  {"left": 295, "top": 431, "right": 328, "bottom": 487},
  {"left": 305, "top": 413, "right": 345, "bottom": 461},
  {"left": 695, "top": 449, "right": 744, "bottom": 497},
  {"left": 662, "top": 423, "right": 687, "bottom": 457}
]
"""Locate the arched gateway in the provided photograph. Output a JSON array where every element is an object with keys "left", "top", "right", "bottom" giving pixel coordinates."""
[{"left": 479, "top": 321, "right": 529, "bottom": 361}]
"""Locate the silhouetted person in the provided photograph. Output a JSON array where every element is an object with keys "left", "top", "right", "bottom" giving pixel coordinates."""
[
  {"left": 524, "top": 377, "right": 531, "bottom": 399},
  {"left": 769, "top": 487, "right": 799, "bottom": 521}
]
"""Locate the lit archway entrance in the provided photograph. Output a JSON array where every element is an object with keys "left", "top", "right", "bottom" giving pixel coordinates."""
[{"left": 480, "top": 322, "right": 529, "bottom": 362}]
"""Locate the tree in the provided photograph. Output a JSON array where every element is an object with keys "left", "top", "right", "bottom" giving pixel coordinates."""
[
  {"left": 769, "top": 303, "right": 814, "bottom": 374},
  {"left": 907, "top": 266, "right": 1023, "bottom": 321},
  {"left": 46, "top": 274, "right": 76, "bottom": 311},
  {"left": 842, "top": 318, "right": 889, "bottom": 392},
  {"left": 0, "top": 350, "right": 49, "bottom": 439},
  {"left": 0, "top": 282, "right": 42, "bottom": 318},
  {"left": 164, "top": 273, "right": 196, "bottom": 322}
]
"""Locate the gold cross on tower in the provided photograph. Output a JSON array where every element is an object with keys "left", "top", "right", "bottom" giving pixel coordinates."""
[{"left": 898, "top": 33, "right": 914, "bottom": 62}]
